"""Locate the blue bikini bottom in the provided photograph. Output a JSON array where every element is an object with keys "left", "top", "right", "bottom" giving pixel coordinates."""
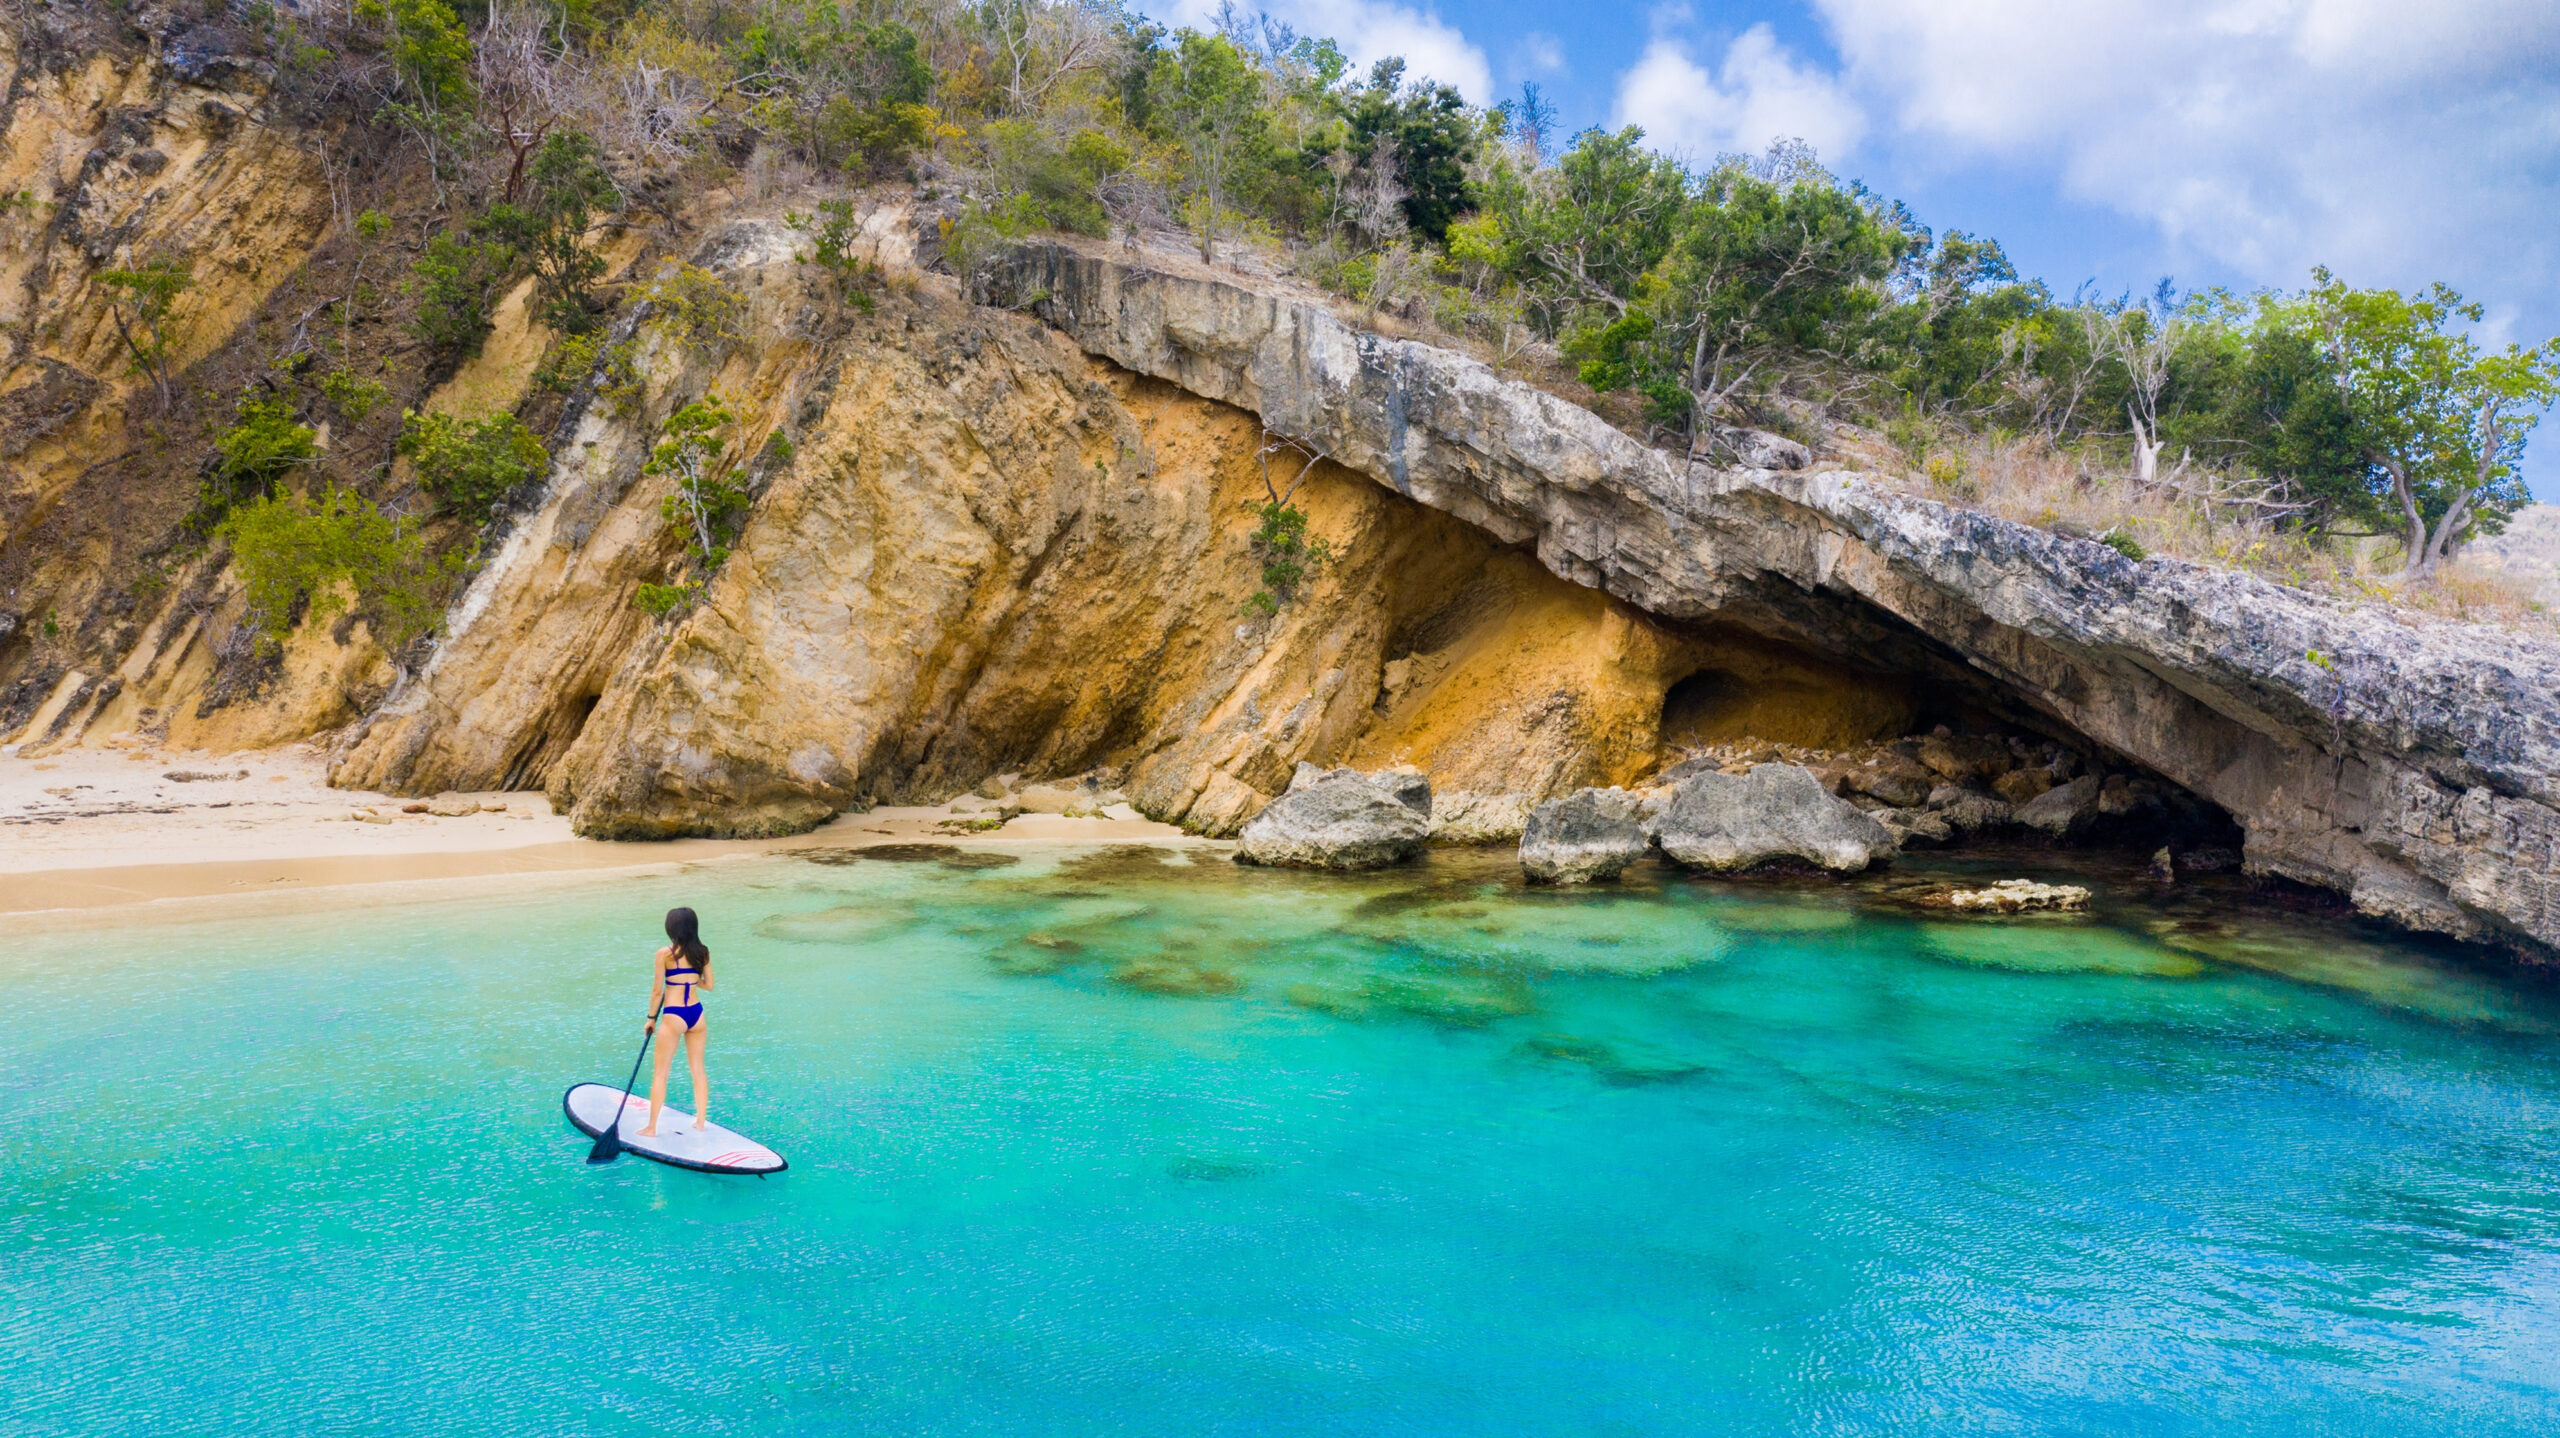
[{"left": 663, "top": 1002, "right": 703, "bottom": 1029}]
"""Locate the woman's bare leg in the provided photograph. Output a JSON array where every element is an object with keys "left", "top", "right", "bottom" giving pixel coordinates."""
[
  {"left": 685, "top": 1020, "right": 709, "bottom": 1130},
  {"left": 642, "top": 1016, "right": 682, "bottom": 1136}
]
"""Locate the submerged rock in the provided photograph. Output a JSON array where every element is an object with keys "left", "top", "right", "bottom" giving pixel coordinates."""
[
  {"left": 1946, "top": 880, "right": 2091, "bottom": 912},
  {"left": 1653, "top": 763, "right": 1897, "bottom": 874},
  {"left": 1519, "top": 787, "right": 1649, "bottom": 884},
  {"left": 1235, "top": 764, "right": 1431, "bottom": 870}
]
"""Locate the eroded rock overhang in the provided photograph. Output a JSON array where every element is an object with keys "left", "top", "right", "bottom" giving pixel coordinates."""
[{"left": 987, "top": 239, "right": 2560, "bottom": 962}]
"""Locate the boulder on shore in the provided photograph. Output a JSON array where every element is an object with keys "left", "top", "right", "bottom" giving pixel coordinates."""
[
  {"left": 1519, "top": 788, "right": 1650, "bottom": 884},
  {"left": 1236, "top": 764, "right": 1431, "bottom": 870},
  {"left": 1654, "top": 763, "right": 1897, "bottom": 874}
]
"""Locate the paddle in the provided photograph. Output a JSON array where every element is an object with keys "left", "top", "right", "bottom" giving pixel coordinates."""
[{"left": 587, "top": 1001, "right": 664, "bottom": 1165}]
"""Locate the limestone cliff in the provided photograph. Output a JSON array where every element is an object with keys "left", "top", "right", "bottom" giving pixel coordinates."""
[
  {"left": 334, "top": 211, "right": 1743, "bottom": 839},
  {"left": 985, "top": 239, "right": 2560, "bottom": 958}
]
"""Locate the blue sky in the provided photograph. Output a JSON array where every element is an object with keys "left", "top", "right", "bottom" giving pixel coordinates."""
[{"left": 1140, "top": 0, "right": 2560, "bottom": 498}]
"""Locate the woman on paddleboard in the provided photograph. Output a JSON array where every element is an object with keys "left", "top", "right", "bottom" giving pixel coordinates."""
[{"left": 641, "top": 907, "right": 713, "bottom": 1136}]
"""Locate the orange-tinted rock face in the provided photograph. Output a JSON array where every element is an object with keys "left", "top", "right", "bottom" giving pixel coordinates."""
[{"left": 336, "top": 215, "right": 1730, "bottom": 838}]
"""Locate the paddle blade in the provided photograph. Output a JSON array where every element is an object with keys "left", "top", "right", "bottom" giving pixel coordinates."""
[{"left": 586, "top": 1123, "right": 624, "bottom": 1164}]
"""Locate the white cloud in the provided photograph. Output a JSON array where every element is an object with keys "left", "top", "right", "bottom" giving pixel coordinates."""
[
  {"left": 1611, "top": 24, "right": 1865, "bottom": 167},
  {"left": 1510, "top": 32, "right": 1566, "bottom": 78},
  {"left": 1804, "top": 0, "right": 2560, "bottom": 294},
  {"left": 1141, "top": 0, "right": 1495, "bottom": 100}
]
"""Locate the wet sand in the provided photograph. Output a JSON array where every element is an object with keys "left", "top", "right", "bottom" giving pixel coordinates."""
[{"left": 0, "top": 745, "right": 1191, "bottom": 913}]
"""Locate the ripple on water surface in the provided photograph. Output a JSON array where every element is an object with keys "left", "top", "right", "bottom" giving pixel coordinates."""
[{"left": 5, "top": 844, "right": 2560, "bottom": 1435}]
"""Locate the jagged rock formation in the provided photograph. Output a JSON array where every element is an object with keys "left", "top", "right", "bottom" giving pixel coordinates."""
[
  {"left": 1235, "top": 763, "right": 1430, "bottom": 870},
  {"left": 985, "top": 238, "right": 2560, "bottom": 960}
]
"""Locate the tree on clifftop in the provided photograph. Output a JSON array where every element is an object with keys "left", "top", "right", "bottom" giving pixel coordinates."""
[
  {"left": 1151, "top": 32, "right": 1268, "bottom": 264},
  {"left": 2302, "top": 272, "right": 2560, "bottom": 575}
]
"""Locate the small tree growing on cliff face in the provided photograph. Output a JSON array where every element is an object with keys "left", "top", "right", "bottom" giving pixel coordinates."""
[
  {"left": 1243, "top": 429, "right": 1336, "bottom": 614},
  {"left": 97, "top": 257, "right": 192, "bottom": 413},
  {"left": 359, "top": 0, "right": 477, "bottom": 186},
  {"left": 786, "top": 198, "right": 879, "bottom": 314},
  {"left": 524, "top": 130, "right": 621, "bottom": 333},
  {"left": 638, "top": 393, "right": 749, "bottom": 614}
]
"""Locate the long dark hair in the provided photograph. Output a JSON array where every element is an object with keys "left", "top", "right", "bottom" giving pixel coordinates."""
[{"left": 664, "top": 907, "right": 710, "bottom": 971}]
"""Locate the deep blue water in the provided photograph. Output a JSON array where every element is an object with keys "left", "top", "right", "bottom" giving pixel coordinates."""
[{"left": 6, "top": 843, "right": 2558, "bottom": 1434}]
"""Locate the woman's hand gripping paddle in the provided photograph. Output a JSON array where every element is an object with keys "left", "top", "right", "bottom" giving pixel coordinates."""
[{"left": 587, "top": 1002, "right": 663, "bottom": 1164}]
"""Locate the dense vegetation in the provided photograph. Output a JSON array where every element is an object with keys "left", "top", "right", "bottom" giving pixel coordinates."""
[{"left": 203, "top": 0, "right": 2555, "bottom": 651}]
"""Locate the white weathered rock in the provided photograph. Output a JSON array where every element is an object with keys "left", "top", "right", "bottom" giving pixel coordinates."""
[
  {"left": 1235, "top": 765, "right": 1430, "bottom": 870},
  {"left": 1519, "top": 787, "right": 1649, "bottom": 884},
  {"left": 1947, "top": 879, "right": 2091, "bottom": 912},
  {"left": 1652, "top": 763, "right": 1897, "bottom": 874},
  {"left": 1708, "top": 425, "right": 1812, "bottom": 471}
]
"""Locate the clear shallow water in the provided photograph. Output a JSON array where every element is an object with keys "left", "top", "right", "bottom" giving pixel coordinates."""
[{"left": 7, "top": 844, "right": 2560, "bottom": 1435}]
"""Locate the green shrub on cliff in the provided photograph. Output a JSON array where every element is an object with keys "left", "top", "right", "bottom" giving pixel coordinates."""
[
  {"left": 397, "top": 409, "right": 550, "bottom": 523},
  {"left": 216, "top": 487, "right": 459, "bottom": 653},
  {"left": 209, "top": 394, "right": 319, "bottom": 506},
  {"left": 318, "top": 368, "right": 393, "bottom": 423},
  {"left": 641, "top": 265, "right": 746, "bottom": 352},
  {"left": 534, "top": 332, "right": 644, "bottom": 415},
  {"left": 1243, "top": 433, "right": 1336, "bottom": 614},
  {"left": 786, "top": 198, "right": 881, "bottom": 313},
  {"left": 410, "top": 226, "right": 516, "bottom": 358},
  {"left": 637, "top": 395, "right": 751, "bottom": 618}
]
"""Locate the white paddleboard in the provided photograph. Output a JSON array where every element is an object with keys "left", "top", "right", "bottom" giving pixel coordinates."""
[{"left": 563, "top": 1083, "right": 788, "bottom": 1175}]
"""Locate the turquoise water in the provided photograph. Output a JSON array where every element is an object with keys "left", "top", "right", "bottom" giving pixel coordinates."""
[{"left": 8, "top": 843, "right": 2560, "bottom": 1434}]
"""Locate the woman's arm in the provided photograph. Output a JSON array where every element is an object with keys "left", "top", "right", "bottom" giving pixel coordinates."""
[
  {"left": 698, "top": 957, "right": 713, "bottom": 992},
  {"left": 644, "top": 947, "right": 666, "bottom": 1030}
]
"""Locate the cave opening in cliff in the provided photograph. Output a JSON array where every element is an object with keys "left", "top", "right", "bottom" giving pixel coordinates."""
[
  {"left": 1652, "top": 638, "right": 2245, "bottom": 859},
  {"left": 498, "top": 689, "right": 605, "bottom": 793}
]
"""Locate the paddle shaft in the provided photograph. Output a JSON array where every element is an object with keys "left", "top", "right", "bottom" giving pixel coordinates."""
[{"left": 586, "top": 999, "right": 664, "bottom": 1163}]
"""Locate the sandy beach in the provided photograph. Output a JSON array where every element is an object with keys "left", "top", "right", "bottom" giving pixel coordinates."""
[{"left": 0, "top": 744, "right": 1191, "bottom": 913}]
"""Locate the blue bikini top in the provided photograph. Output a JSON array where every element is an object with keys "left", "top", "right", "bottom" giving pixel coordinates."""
[{"left": 664, "top": 955, "right": 704, "bottom": 1008}]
